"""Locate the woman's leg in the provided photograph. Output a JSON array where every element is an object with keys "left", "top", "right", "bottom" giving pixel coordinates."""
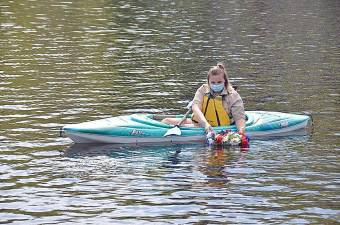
[{"left": 161, "top": 118, "right": 194, "bottom": 126}]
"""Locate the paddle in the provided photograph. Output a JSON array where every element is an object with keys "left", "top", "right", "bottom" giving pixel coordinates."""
[
  {"left": 163, "top": 108, "right": 192, "bottom": 136},
  {"left": 163, "top": 101, "right": 193, "bottom": 137}
]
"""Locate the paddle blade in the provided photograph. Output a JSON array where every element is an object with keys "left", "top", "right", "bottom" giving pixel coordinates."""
[{"left": 164, "top": 125, "right": 181, "bottom": 136}]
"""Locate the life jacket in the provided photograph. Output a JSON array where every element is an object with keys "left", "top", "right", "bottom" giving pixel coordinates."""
[{"left": 193, "top": 93, "right": 231, "bottom": 127}]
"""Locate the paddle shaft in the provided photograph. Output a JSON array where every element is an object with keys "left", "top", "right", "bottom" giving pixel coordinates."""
[{"left": 176, "top": 108, "right": 192, "bottom": 127}]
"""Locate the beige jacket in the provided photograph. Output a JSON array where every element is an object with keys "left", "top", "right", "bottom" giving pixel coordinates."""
[{"left": 192, "top": 84, "right": 246, "bottom": 123}]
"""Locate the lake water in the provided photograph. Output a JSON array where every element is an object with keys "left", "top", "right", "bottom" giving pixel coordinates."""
[{"left": 1, "top": 0, "right": 339, "bottom": 224}]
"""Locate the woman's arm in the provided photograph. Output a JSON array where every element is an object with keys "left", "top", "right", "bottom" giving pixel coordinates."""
[
  {"left": 191, "top": 85, "right": 213, "bottom": 132},
  {"left": 228, "top": 92, "right": 246, "bottom": 133},
  {"left": 192, "top": 103, "right": 212, "bottom": 132},
  {"left": 236, "top": 118, "right": 246, "bottom": 133}
]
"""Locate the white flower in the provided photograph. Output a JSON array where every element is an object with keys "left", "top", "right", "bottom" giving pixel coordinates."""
[{"left": 222, "top": 131, "right": 242, "bottom": 146}]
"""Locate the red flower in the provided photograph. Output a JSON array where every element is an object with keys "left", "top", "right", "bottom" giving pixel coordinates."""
[
  {"left": 240, "top": 134, "right": 249, "bottom": 148},
  {"left": 215, "top": 134, "right": 224, "bottom": 144}
]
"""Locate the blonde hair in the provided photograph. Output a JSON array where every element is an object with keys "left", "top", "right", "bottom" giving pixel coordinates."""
[{"left": 207, "top": 63, "right": 234, "bottom": 93}]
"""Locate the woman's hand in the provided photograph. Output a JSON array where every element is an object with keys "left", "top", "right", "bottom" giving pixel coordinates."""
[
  {"left": 236, "top": 119, "right": 246, "bottom": 134},
  {"left": 204, "top": 122, "right": 213, "bottom": 133}
]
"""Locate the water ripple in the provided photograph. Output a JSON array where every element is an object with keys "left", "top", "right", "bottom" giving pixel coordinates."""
[{"left": 1, "top": 0, "right": 339, "bottom": 224}]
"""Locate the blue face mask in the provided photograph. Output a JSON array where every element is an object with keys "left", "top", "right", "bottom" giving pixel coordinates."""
[{"left": 210, "top": 83, "right": 225, "bottom": 93}]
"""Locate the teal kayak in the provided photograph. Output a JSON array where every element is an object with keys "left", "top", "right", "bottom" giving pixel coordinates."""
[{"left": 62, "top": 111, "right": 311, "bottom": 144}]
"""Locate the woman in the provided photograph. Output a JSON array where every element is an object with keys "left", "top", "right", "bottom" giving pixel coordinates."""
[{"left": 162, "top": 63, "right": 246, "bottom": 134}]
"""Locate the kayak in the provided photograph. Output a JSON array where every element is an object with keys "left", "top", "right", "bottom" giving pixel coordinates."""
[{"left": 62, "top": 111, "right": 311, "bottom": 144}]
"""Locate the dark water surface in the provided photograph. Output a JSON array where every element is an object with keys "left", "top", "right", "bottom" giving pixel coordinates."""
[{"left": 1, "top": 0, "right": 339, "bottom": 224}]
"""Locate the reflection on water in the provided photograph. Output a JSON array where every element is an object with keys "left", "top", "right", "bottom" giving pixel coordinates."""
[
  {"left": 63, "top": 142, "right": 246, "bottom": 189},
  {"left": 0, "top": 0, "right": 339, "bottom": 224}
]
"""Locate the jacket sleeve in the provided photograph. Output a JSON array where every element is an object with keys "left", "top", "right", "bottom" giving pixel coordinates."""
[
  {"left": 228, "top": 92, "right": 246, "bottom": 122},
  {"left": 192, "top": 85, "right": 205, "bottom": 110}
]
